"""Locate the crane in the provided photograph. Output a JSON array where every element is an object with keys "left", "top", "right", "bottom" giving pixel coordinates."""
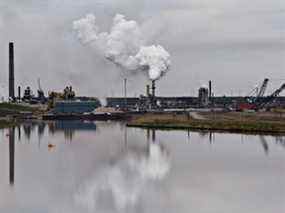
[
  {"left": 246, "top": 78, "right": 269, "bottom": 104},
  {"left": 256, "top": 78, "right": 269, "bottom": 99},
  {"left": 238, "top": 78, "right": 284, "bottom": 111},
  {"left": 256, "top": 83, "right": 285, "bottom": 109}
]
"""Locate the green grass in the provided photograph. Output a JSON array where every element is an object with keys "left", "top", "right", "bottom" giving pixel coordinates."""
[{"left": 0, "top": 102, "right": 37, "bottom": 112}]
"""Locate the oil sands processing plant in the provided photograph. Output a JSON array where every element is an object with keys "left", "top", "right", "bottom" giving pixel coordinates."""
[{"left": 5, "top": 42, "right": 285, "bottom": 115}]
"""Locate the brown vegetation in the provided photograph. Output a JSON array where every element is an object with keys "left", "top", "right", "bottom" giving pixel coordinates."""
[{"left": 127, "top": 112, "right": 285, "bottom": 134}]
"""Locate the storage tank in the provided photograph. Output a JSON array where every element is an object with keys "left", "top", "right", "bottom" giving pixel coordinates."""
[{"left": 198, "top": 86, "right": 209, "bottom": 107}]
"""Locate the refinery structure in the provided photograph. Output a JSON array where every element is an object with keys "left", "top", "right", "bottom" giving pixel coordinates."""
[
  {"left": 4, "top": 42, "right": 285, "bottom": 115},
  {"left": 106, "top": 79, "right": 285, "bottom": 112}
]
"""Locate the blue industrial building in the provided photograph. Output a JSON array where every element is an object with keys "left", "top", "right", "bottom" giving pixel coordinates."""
[{"left": 53, "top": 100, "right": 100, "bottom": 114}]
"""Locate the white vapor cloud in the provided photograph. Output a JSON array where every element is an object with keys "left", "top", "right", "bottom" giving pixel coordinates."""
[{"left": 73, "top": 13, "right": 171, "bottom": 81}]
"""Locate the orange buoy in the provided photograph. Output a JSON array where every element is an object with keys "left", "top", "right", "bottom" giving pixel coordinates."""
[{"left": 48, "top": 144, "right": 56, "bottom": 148}]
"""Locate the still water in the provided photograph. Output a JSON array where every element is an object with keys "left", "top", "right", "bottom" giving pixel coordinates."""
[{"left": 0, "top": 121, "right": 284, "bottom": 213}]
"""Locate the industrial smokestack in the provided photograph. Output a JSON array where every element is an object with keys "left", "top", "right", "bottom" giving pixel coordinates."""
[
  {"left": 9, "top": 42, "right": 15, "bottom": 101},
  {"left": 151, "top": 80, "right": 156, "bottom": 97},
  {"left": 146, "top": 84, "right": 150, "bottom": 97},
  {"left": 18, "top": 86, "right": 21, "bottom": 101},
  {"left": 209, "top": 80, "right": 212, "bottom": 98}
]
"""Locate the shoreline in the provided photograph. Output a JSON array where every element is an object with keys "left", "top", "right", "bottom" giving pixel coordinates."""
[
  {"left": 1, "top": 102, "right": 285, "bottom": 135},
  {"left": 126, "top": 123, "right": 285, "bottom": 136},
  {"left": 127, "top": 112, "right": 285, "bottom": 135}
]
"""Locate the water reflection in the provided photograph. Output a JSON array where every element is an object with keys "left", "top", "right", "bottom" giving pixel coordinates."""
[
  {"left": 17, "top": 125, "right": 21, "bottom": 141},
  {"left": 5, "top": 122, "right": 171, "bottom": 211},
  {"left": 13, "top": 122, "right": 285, "bottom": 155},
  {"left": 9, "top": 127, "right": 15, "bottom": 185},
  {"left": 17, "top": 121, "right": 97, "bottom": 141},
  {"left": 1, "top": 122, "right": 285, "bottom": 213},
  {"left": 75, "top": 137, "right": 170, "bottom": 211},
  {"left": 259, "top": 136, "right": 269, "bottom": 155},
  {"left": 37, "top": 122, "right": 46, "bottom": 139},
  {"left": 49, "top": 121, "right": 97, "bottom": 140},
  {"left": 276, "top": 136, "right": 285, "bottom": 148},
  {"left": 22, "top": 122, "right": 35, "bottom": 140}
]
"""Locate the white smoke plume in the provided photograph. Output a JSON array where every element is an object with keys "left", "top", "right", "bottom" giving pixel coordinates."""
[
  {"left": 73, "top": 14, "right": 171, "bottom": 80},
  {"left": 73, "top": 14, "right": 99, "bottom": 44}
]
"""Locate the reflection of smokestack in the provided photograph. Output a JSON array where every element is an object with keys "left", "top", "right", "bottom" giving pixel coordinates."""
[
  {"left": 9, "top": 42, "right": 15, "bottom": 100},
  {"left": 9, "top": 127, "right": 15, "bottom": 185},
  {"left": 146, "top": 129, "right": 150, "bottom": 142},
  {"left": 17, "top": 125, "right": 21, "bottom": 141},
  {"left": 151, "top": 129, "right": 156, "bottom": 142},
  {"left": 124, "top": 127, "right": 128, "bottom": 148},
  {"left": 151, "top": 80, "right": 155, "bottom": 97},
  {"left": 146, "top": 85, "right": 150, "bottom": 97}
]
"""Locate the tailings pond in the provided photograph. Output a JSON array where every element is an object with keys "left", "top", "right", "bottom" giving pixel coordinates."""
[{"left": 0, "top": 121, "right": 284, "bottom": 213}]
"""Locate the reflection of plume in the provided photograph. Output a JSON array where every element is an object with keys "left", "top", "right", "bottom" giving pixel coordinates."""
[
  {"left": 74, "top": 143, "right": 170, "bottom": 211},
  {"left": 73, "top": 14, "right": 171, "bottom": 81},
  {"left": 139, "top": 143, "right": 170, "bottom": 180}
]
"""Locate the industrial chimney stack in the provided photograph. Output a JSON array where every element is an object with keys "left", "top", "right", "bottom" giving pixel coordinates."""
[
  {"left": 18, "top": 86, "right": 21, "bottom": 101},
  {"left": 208, "top": 80, "right": 212, "bottom": 98},
  {"left": 9, "top": 42, "right": 15, "bottom": 101},
  {"left": 146, "top": 84, "right": 150, "bottom": 97},
  {"left": 151, "top": 80, "right": 156, "bottom": 97}
]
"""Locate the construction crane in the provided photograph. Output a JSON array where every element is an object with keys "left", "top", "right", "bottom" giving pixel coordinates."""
[
  {"left": 256, "top": 83, "right": 285, "bottom": 109},
  {"left": 246, "top": 86, "right": 259, "bottom": 103},
  {"left": 246, "top": 78, "right": 269, "bottom": 104},
  {"left": 238, "top": 79, "right": 284, "bottom": 111},
  {"left": 256, "top": 78, "right": 269, "bottom": 99}
]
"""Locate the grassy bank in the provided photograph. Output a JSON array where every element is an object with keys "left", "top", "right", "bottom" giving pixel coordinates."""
[
  {"left": 0, "top": 102, "right": 44, "bottom": 118},
  {"left": 127, "top": 112, "right": 285, "bottom": 134},
  {"left": 0, "top": 102, "right": 38, "bottom": 112},
  {"left": 0, "top": 103, "right": 42, "bottom": 128}
]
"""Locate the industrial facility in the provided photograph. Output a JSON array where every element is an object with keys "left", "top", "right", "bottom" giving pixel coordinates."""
[
  {"left": 7, "top": 42, "right": 101, "bottom": 114},
  {"left": 106, "top": 79, "right": 285, "bottom": 112},
  {"left": 5, "top": 42, "right": 285, "bottom": 115}
]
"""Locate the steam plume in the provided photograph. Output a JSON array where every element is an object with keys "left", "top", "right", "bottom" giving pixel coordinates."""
[{"left": 73, "top": 14, "right": 171, "bottom": 80}]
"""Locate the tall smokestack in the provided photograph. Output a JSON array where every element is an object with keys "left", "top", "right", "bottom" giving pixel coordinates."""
[
  {"left": 146, "top": 84, "right": 150, "bottom": 97},
  {"left": 18, "top": 86, "right": 21, "bottom": 101},
  {"left": 209, "top": 80, "right": 212, "bottom": 98},
  {"left": 151, "top": 80, "right": 156, "bottom": 97},
  {"left": 9, "top": 42, "right": 15, "bottom": 101}
]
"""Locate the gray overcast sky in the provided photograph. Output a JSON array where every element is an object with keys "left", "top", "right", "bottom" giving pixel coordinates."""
[{"left": 0, "top": 0, "right": 284, "bottom": 98}]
